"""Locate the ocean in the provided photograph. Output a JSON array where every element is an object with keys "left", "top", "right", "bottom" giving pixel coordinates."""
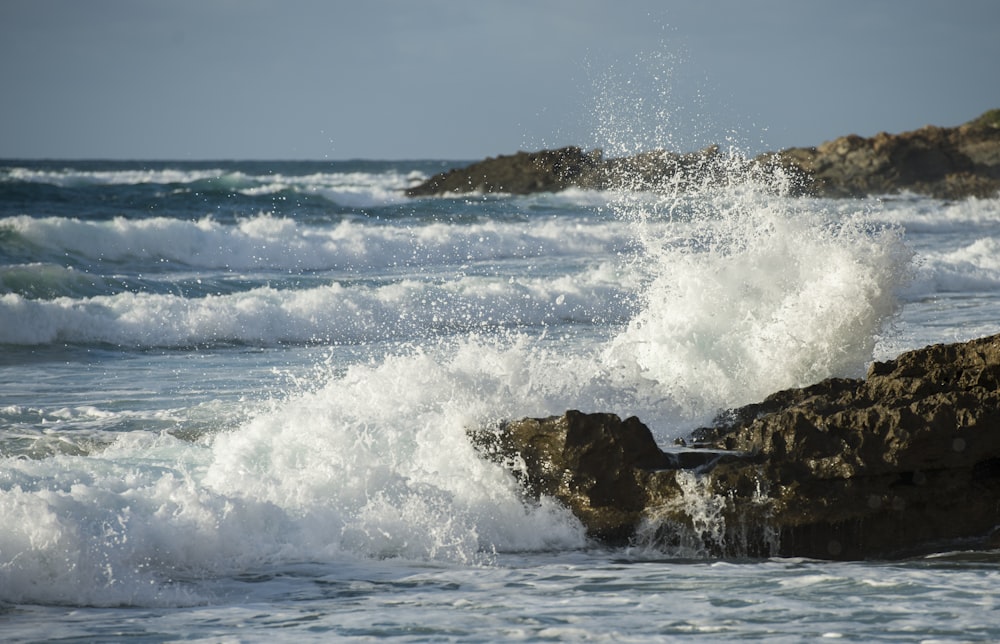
[{"left": 1, "top": 158, "right": 999, "bottom": 641}]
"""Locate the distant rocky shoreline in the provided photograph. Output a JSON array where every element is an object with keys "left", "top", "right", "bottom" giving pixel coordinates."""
[
  {"left": 469, "top": 333, "right": 1000, "bottom": 560},
  {"left": 407, "top": 109, "right": 1000, "bottom": 200}
]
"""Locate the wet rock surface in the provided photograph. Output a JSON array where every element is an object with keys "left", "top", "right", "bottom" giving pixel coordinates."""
[
  {"left": 469, "top": 334, "right": 1000, "bottom": 559},
  {"left": 408, "top": 110, "right": 1000, "bottom": 199}
]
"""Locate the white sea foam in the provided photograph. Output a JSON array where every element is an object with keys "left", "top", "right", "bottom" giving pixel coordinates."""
[
  {"left": 3, "top": 166, "right": 232, "bottom": 187},
  {"left": 916, "top": 237, "right": 1000, "bottom": 291},
  {"left": 0, "top": 182, "right": 920, "bottom": 608},
  {"left": 873, "top": 194, "right": 1000, "bottom": 233},
  {"left": 0, "top": 197, "right": 912, "bottom": 602},
  {"left": 0, "top": 156, "right": 953, "bottom": 611},
  {"left": 2, "top": 165, "right": 424, "bottom": 208},
  {"left": 0, "top": 335, "right": 596, "bottom": 606},
  {"left": 0, "top": 432, "right": 295, "bottom": 606},
  {"left": 605, "top": 187, "right": 913, "bottom": 414},
  {"left": 0, "top": 263, "right": 629, "bottom": 346},
  {"left": 1, "top": 214, "right": 630, "bottom": 271}
]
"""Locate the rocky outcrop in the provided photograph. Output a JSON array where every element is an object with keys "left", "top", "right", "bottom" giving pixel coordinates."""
[
  {"left": 408, "top": 110, "right": 1000, "bottom": 199},
  {"left": 764, "top": 109, "right": 1000, "bottom": 199},
  {"left": 404, "top": 147, "right": 604, "bottom": 196},
  {"left": 469, "top": 333, "right": 1000, "bottom": 559},
  {"left": 404, "top": 145, "right": 725, "bottom": 197}
]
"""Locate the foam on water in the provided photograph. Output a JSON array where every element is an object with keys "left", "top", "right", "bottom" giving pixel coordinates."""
[
  {"left": 0, "top": 157, "right": 922, "bottom": 608},
  {"left": 2, "top": 166, "right": 232, "bottom": 187},
  {"left": 204, "top": 338, "right": 595, "bottom": 554},
  {"left": 916, "top": 237, "right": 1000, "bottom": 292},
  {"left": 0, "top": 336, "right": 598, "bottom": 606},
  {"left": 0, "top": 213, "right": 628, "bottom": 271},
  {"left": 2, "top": 164, "right": 415, "bottom": 196},
  {"left": 864, "top": 195, "right": 1000, "bottom": 353},
  {"left": 0, "top": 431, "right": 296, "bottom": 606},
  {"left": 605, "top": 184, "right": 912, "bottom": 414},
  {"left": 0, "top": 264, "right": 628, "bottom": 346},
  {"left": 874, "top": 194, "right": 1000, "bottom": 234}
]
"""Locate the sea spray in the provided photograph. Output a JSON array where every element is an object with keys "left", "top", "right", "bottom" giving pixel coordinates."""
[
  {"left": 627, "top": 471, "right": 730, "bottom": 559},
  {"left": 2, "top": 147, "right": 999, "bottom": 637},
  {"left": 203, "top": 336, "right": 593, "bottom": 561},
  {"left": 0, "top": 432, "right": 260, "bottom": 607},
  {"left": 581, "top": 49, "right": 914, "bottom": 419},
  {"left": 604, "top": 183, "right": 912, "bottom": 417},
  {"left": 194, "top": 165, "right": 914, "bottom": 573},
  {"left": 0, "top": 337, "right": 597, "bottom": 606},
  {"left": 627, "top": 468, "right": 779, "bottom": 559}
]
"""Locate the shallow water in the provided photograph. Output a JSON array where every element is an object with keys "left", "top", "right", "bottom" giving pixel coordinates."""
[{"left": 5, "top": 552, "right": 1000, "bottom": 642}]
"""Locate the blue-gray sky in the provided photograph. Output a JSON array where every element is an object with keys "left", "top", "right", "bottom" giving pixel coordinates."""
[{"left": 2, "top": 0, "right": 999, "bottom": 160}]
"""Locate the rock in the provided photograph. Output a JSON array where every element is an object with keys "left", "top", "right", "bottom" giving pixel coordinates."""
[
  {"left": 468, "top": 410, "right": 671, "bottom": 543},
  {"left": 692, "top": 333, "right": 1000, "bottom": 559},
  {"left": 404, "top": 147, "right": 605, "bottom": 196},
  {"left": 765, "top": 109, "right": 1000, "bottom": 199},
  {"left": 407, "top": 110, "right": 1000, "bottom": 199},
  {"left": 468, "top": 333, "right": 1000, "bottom": 559},
  {"left": 469, "top": 410, "right": 756, "bottom": 548},
  {"left": 405, "top": 144, "right": 728, "bottom": 197}
]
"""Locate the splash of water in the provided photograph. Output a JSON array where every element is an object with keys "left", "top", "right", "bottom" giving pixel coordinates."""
[
  {"left": 605, "top": 180, "right": 911, "bottom": 417},
  {"left": 583, "top": 48, "right": 912, "bottom": 419},
  {"left": 0, "top": 53, "right": 921, "bottom": 609}
]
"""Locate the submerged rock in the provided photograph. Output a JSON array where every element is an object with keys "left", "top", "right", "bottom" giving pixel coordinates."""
[
  {"left": 469, "top": 333, "right": 1000, "bottom": 559},
  {"left": 407, "top": 110, "right": 1000, "bottom": 199}
]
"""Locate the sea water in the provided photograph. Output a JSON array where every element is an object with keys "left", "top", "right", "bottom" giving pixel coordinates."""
[{"left": 1, "top": 159, "right": 999, "bottom": 641}]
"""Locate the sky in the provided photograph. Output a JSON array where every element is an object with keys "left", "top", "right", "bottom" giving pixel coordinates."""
[{"left": 2, "top": 0, "right": 999, "bottom": 160}]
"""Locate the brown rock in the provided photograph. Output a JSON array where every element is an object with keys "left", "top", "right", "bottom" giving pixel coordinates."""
[
  {"left": 407, "top": 110, "right": 1000, "bottom": 200},
  {"left": 468, "top": 410, "right": 672, "bottom": 543},
  {"left": 763, "top": 110, "right": 1000, "bottom": 199},
  {"left": 404, "top": 147, "right": 605, "bottom": 196},
  {"left": 469, "top": 333, "right": 1000, "bottom": 559},
  {"left": 692, "top": 333, "right": 1000, "bottom": 558}
]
